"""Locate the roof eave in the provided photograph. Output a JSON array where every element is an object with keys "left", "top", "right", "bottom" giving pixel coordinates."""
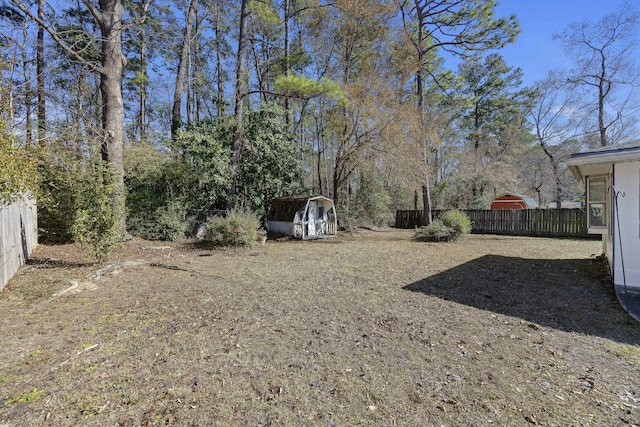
[
  {"left": 565, "top": 148, "right": 640, "bottom": 183},
  {"left": 565, "top": 148, "right": 640, "bottom": 166}
]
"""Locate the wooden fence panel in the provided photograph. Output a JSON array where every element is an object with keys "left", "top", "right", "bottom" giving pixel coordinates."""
[
  {"left": 396, "top": 208, "right": 591, "bottom": 239},
  {"left": 395, "top": 210, "right": 423, "bottom": 229},
  {"left": 1, "top": 195, "right": 38, "bottom": 291}
]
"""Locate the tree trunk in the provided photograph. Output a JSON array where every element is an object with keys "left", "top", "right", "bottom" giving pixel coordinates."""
[
  {"left": 215, "top": 11, "right": 224, "bottom": 117},
  {"left": 315, "top": 113, "right": 324, "bottom": 194},
  {"left": 283, "top": 0, "right": 293, "bottom": 129},
  {"left": 598, "top": 68, "right": 609, "bottom": 147},
  {"left": 172, "top": 0, "right": 198, "bottom": 141},
  {"left": 415, "top": 0, "right": 431, "bottom": 226},
  {"left": 553, "top": 163, "right": 562, "bottom": 209},
  {"left": 139, "top": 33, "right": 147, "bottom": 141},
  {"left": 37, "top": 0, "right": 45, "bottom": 144},
  {"left": 422, "top": 183, "right": 432, "bottom": 226},
  {"left": 22, "top": 19, "right": 32, "bottom": 145},
  {"left": 194, "top": 12, "right": 202, "bottom": 124},
  {"left": 227, "top": 0, "right": 250, "bottom": 209},
  {"left": 96, "top": 0, "right": 127, "bottom": 235}
]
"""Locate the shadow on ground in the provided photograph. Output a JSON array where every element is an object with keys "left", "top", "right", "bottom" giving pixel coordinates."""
[
  {"left": 26, "top": 256, "right": 95, "bottom": 269},
  {"left": 404, "top": 255, "right": 640, "bottom": 344}
]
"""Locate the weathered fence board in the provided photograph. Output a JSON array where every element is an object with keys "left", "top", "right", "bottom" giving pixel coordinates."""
[
  {"left": 396, "top": 208, "right": 591, "bottom": 239},
  {"left": 395, "top": 210, "right": 423, "bottom": 229},
  {"left": 1, "top": 195, "right": 38, "bottom": 290}
]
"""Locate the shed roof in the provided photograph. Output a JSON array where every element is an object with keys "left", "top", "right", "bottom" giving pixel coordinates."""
[
  {"left": 267, "top": 195, "right": 334, "bottom": 222},
  {"left": 493, "top": 193, "right": 539, "bottom": 208}
]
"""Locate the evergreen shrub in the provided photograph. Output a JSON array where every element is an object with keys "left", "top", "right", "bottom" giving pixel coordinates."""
[
  {"left": 205, "top": 208, "right": 260, "bottom": 248},
  {"left": 414, "top": 209, "right": 472, "bottom": 242},
  {"left": 440, "top": 209, "right": 472, "bottom": 235}
]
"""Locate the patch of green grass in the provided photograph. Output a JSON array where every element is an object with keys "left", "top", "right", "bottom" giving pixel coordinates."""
[
  {"left": 7, "top": 388, "right": 44, "bottom": 404},
  {"left": 78, "top": 343, "right": 96, "bottom": 351},
  {"left": 485, "top": 390, "right": 500, "bottom": 400},
  {"left": 84, "top": 363, "right": 99, "bottom": 373},
  {"left": 121, "top": 391, "right": 142, "bottom": 405},
  {"left": 79, "top": 405, "right": 99, "bottom": 418},
  {"left": 604, "top": 341, "right": 640, "bottom": 362},
  {"left": 29, "top": 349, "right": 44, "bottom": 357},
  {"left": 98, "top": 313, "right": 123, "bottom": 324},
  {"left": 13, "top": 278, "right": 67, "bottom": 303}
]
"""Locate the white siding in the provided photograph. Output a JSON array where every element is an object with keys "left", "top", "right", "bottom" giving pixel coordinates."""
[{"left": 612, "top": 161, "right": 640, "bottom": 290}]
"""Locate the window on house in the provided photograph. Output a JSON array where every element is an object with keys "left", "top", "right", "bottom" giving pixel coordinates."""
[{"left": 587, "top": 175, "right": 608, "bottom": 233}]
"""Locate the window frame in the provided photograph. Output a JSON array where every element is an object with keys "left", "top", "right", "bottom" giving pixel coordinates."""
[{"left": 586, "top": 174, "right": 609, "bottom": 234}]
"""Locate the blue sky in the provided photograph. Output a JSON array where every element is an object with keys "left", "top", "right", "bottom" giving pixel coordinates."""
[{"left": 491, "top": 0, "right": 632, "bottom": 86}]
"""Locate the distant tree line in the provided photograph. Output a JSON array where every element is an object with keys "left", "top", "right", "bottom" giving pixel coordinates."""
[{"left": 1, "top": 0, "right": 638, "bottom": 248}]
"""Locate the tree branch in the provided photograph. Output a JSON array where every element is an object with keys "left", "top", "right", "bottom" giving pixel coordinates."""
[{"left": 11, "top": 0, "right": 104, "bottom": 74}]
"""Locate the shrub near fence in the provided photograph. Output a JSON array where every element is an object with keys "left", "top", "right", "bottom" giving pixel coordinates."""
[
  {"left": 396, "top": 208, "right": 592, "bottom": 239},
  {"left": 1, "top": 195, "right": 38, "bottom": 290}
]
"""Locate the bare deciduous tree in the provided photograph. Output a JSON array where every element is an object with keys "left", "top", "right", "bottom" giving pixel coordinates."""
[
  {"left": 529, "top": 72, "right": 585, "bottom": 208},
  {"left": 555, "top": 1, "right": 640, "bottom": 147}
]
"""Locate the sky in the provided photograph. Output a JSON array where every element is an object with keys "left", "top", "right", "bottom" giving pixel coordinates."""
[{"left": 490, "top": 0, "right": 633, "bottom": 86}]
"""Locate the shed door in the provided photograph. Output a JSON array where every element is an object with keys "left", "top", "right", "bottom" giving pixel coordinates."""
[{"left": 307, "top": 201, "right": 317, "bottom": 236}]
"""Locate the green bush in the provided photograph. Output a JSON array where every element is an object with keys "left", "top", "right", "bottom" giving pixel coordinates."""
[
  {"left": 414, "top": 220, "right": 455, "bottom": 242},
  {"left": 153, "top": 202, "right": 190, "bottom": 241},
  {"left": 440, "top": 209, "right": 472, "bottom": 235},
  {"left": 0, "top": 99, "right": 38, "bottom": 204},
  {"left": 414, "top": 210, "right": 471, "bottom": 242},
  {"left": 71, "top": 162, "right": 124, "bottom": 261},
  {"left": 126, "top": 205, "right": 190, "bottom": 241},
  {"left": 37, "top": 143, "right": 125, "bottom": 257},
  {"left": 205, "top": 208, "right": 260, "bottom": 248},
  {"left": 124, "top": 143, "right": 201, "bottom": 241},
  {"left": 37, "top": 162, "right": 78, "bottom": 243}
]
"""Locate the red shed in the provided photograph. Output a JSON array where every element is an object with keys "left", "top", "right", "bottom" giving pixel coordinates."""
[{"left": 490, "top": 193, "right": 539, "bottom": 210}]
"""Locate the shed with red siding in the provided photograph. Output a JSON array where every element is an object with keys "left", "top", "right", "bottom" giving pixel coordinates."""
[{"left": 490, "top": 194, "right": 539, "bottom": 210}]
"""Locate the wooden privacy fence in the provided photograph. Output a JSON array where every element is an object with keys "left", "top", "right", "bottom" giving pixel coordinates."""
[
  {"left": 396, "top": 210, "right": 423, "bottom": 229},
  {"left": 396, "top": 208, "right": 591, "bottom": 238},
  {"left": 1, "top": 195, "right": 38, "bottom": 290}
]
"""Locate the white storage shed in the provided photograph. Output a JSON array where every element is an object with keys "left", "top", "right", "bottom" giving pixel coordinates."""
[{"left": 267, "top": 195, "right": 337, "bottom": 240}]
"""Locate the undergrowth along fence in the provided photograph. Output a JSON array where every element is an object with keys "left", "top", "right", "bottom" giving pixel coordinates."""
[
  {"left": 1, "top": 195, "right": 38, "bottom": 290},
  {"left": 396, "top": 208, "right": 592, "bottom": 239}
]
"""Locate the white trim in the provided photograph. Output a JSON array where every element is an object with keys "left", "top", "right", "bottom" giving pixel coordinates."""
[
  {"left": 586, "top": 175, "right": 609, "bottom": 234},
  {"left": 566, "top": 148, "right": 640, "bottom": 166}
]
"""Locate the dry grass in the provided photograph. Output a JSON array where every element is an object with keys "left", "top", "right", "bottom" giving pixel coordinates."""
[{"left": 0, "top": 230, "right": 639, "bottom": 426}]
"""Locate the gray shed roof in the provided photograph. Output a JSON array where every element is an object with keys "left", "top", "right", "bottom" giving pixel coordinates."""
[
  {"left": 512, "top": 193, "right": 538, "bottom": 208},
  {"left": 493, "top": 193, "right": 539, "bottom": 208},
  {"left": 267, "top": 195, "right": 334, "bottom": 222}
]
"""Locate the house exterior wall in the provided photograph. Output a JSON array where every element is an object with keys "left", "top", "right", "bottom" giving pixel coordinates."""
[{"left": 612, "top": 161, "right": 640, "bottom": 290}]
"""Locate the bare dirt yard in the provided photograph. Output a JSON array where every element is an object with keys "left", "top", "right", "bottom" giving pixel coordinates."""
[{"left": 1, "top": 229, "right": 639, "bottom": 426}]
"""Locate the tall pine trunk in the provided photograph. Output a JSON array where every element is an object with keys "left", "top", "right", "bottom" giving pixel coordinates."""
[
  {"left": 37, "top": 0, "right": 45, "bottom": 144},
  {"left": 415, "top": 0, "right": 431, "bottom": 226},
  {"left": 96, "top": 0, "right": 127, "bottom": 235},
  {"left": 227, "top": 0, "right": 250, "bottom": 209},
  {"left": 172, "top": 0, "right": 198, "bottom": 141}
]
